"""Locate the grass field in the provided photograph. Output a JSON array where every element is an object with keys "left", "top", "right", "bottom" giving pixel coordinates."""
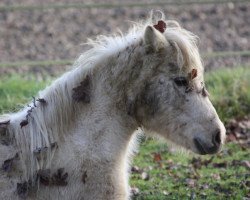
[
  {"left": 205, "top": 67, "right": 250, "bottom": 122},
  {"left": 131, "top": 140, "right": 249, "bottom": 200},
  {"left": 0, "top": 66, "right": 249, "bottom": 199}
]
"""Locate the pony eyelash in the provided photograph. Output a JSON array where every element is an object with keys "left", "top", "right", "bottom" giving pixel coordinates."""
[{"left": 173, "top": 77, "right": 188, "bottom": 87}]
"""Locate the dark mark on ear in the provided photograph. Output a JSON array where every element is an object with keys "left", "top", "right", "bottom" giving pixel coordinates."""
[
  {"left": 153, "top": 20, "right": 167, "bottom": 33},
  {"left": 72, "top": 75, "right": 91, "bottom": 103},
  {"left": 188, "top": 69, "right": 198, "bottom": 80},
  {"left": 82, "top": 171, "right": 87, "bottom": 184}
]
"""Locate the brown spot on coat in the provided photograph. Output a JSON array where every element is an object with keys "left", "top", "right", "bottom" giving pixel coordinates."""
[
  {"left": 2, "top": 158, "right": 14, "bottom": 172},
  {"left": 51, "top": 168, "right": 68, "bottom": 186},
  {"left": 50, "top": 142, "right": 58, "bottom": 149},
  {"left": 17, "top": 182, "right": 29, "bottom": 198},
  {"left": 0, "top": 133, "right": 11, "bottom": 146},
  {"left": 0, "top": 120, "right": 10, "bottom": 126},
  {"left": 32, "top": 96, "right": 37, "bottom": 107},
  {"left": 33, "top": 146, "right": 48, "bottom": 155},
  {"left": 0, "top": 120, "right": 11, "bottom": 146},
  {"left": 82, "top": 171, "right": 87, "bottom": 184},
  {"left": 34, "top": 142, "right": 58, "bottom": 156},
  {"left": 38, "top": 168, "right": 68, "bottom": 186},
  {"left": 20, "top": 120, "right": 28, "bottom": 128},
  {"left": 36, "top": 98, "right": 47, "bottom": 104},
  {"left": 2, "top": 153, "right": 18, "bottom": 172},
  {"left": 72, "top": 75, "right": 91, "bottom": 103},
  {"left": 38, "top": 169, "right": 51, "bottom": 186}
]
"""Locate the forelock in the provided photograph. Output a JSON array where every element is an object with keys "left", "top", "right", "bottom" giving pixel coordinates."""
[{"left": 164, "top": 25, "right": 203, "bottom": 75}]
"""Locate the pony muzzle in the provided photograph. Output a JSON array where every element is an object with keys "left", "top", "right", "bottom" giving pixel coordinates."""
[{"left": 193, "top": 134, "right": 222, "bottom": 155}]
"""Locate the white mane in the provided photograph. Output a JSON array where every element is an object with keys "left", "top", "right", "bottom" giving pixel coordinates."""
[{"left": 5, "top": 15, "right": 203, "bottom": 185}]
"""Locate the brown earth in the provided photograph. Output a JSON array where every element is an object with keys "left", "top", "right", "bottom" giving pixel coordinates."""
[{"left": 0, "top": 1, "right": 249, "bottom": 76}]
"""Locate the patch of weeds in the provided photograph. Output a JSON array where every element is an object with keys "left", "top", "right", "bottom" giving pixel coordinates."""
[
  {"left": 0, "top": 75, "right": 49, "bottom": 114},
  {"left": 205, "top": 66, "right": 250, "bottom": 122},
  {"left": 131, "top": 140, "right": 250, "bottom": 200}
]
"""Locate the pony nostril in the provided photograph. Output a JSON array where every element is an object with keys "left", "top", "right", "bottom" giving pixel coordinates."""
[{"left": 213, "top": 130, "right": 221, "bottom": 145}]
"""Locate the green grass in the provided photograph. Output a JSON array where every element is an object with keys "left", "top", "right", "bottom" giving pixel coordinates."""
[
  {"left": 205, "top": 67, "right": 250, "bottom": 122},
  {"left": 0, "top": 75, "right": 48, "bottom": 114},
  {"left": 131, "top": 139, "right": 249, "bottom": 200},
  {"left": 0, "top": 66, "right": 249, "bottom": 199}
]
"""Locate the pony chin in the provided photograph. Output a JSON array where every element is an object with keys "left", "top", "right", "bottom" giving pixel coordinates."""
[{"left": 142, "top": 130, "right": 191, "bottom": 155}]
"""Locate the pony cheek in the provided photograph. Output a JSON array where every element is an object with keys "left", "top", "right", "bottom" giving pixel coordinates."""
[{"left": 143, "top": 113, "right": 172, "bottom": 135}]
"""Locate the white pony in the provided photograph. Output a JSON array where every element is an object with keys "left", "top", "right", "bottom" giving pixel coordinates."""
[{"left": 0, "top": 15, "right": 225, "bottom": 200}]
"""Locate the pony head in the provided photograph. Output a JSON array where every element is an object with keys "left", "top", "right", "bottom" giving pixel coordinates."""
[{"left": 132, "top": 20, "right": 226, "bottom": 155}]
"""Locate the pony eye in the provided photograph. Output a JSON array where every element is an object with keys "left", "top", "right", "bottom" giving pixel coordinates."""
[{"left": 174, "top": 77, "right": 188, "bottom": 86}]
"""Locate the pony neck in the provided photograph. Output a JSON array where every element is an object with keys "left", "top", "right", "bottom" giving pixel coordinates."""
[{"left": 6, "top": 41, "right": 143, "bottom": 182}]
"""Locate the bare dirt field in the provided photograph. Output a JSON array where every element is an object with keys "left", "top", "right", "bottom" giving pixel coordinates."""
[{"left": 0, "top": 1, "right": 249, "bottom": 76}]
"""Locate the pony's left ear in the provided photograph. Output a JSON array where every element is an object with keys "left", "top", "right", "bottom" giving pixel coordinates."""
[{"left": 144, "top": 26, "right": 169, "bottom": 53}]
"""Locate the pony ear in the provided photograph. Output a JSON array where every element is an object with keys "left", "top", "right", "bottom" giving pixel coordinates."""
[{"left": 144, "top": 26, "right": 169, "bottom": 53}]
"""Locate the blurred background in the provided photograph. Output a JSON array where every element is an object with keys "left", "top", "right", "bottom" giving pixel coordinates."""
[
  {"left": 0, "top": 0, "right": 249, "bottom": 75},
  {"left": 0, "top": 0, "right": 249, "bottom": 199}
]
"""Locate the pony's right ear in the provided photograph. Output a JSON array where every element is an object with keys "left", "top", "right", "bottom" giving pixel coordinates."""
[{"left": 143, "top": 26, "right": 169, "bottom": 53}]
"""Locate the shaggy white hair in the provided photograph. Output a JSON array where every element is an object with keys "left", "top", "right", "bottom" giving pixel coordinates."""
[{"left": 2, "top": 14, "right": 203, "bottom": 187}]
